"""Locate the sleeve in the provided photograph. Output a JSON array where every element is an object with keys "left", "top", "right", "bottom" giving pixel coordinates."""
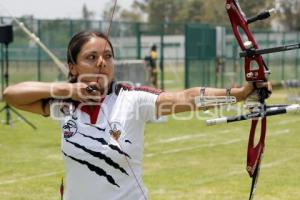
[
  {"left": 136, "top": 91, "right": 159, "bottom": 122},
  {"left": 109, "top": 89, "right": 160, "bottom": 125}
]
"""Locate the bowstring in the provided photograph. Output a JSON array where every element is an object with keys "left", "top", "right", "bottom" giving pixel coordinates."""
[
  {"left": 102, "top": 1, "right": 148, "bottom": 199},
  {"left": 99, "top": 94, "right": 147, "bottom": 200}
]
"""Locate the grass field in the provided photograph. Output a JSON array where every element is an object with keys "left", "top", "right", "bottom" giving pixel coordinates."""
[{"left": 0, "top": 89, "right": 300, "bottom": 200}]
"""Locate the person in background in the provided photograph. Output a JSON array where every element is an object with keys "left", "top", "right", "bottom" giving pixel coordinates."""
[{"left": 144, "top": 44, "right": 158, "bottom": 88}]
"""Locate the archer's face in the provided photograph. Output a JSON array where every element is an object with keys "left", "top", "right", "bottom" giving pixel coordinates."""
[{"left": 69, "top": 36, "right": 115, "bottom": 90}]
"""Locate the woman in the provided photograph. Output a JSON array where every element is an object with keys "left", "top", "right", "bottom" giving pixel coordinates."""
[{"left": 3, "top": 31, "right": 271, "bottom": 200}]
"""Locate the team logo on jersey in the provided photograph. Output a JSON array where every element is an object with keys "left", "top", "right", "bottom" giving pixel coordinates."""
[
  {"left": 62, "top": 120, "right": 78, "bottom": 138},
  {"left": 109, "top": 122, "right": 122, "bottom": 141}
]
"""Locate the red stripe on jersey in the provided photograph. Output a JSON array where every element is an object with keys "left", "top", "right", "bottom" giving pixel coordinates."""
[
  {"left": 117, "top": 83, "right": 162, "bottom": 95},
  {"left": 80, "top": 105, "right": 100, "bottom": 124},
  {"left": 80, "top": 98, "right": 105, "bottom": 124},
  {"left": 134, "top": 86, "right": 162, "bottom": 95}
]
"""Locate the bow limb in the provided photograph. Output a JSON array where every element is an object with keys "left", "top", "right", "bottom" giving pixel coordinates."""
[
  {"left": 226, "top": 0, "right": 269, "bottom": 82},
  {"left": 0, "top": 4, "right": 68, "bottom": 76}
]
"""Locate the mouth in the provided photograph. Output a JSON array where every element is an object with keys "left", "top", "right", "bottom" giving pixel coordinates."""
[{"left": 79, "top": 73, "right": 109, "bottom": 83}]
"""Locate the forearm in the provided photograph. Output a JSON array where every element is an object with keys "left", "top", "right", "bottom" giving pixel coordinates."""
[
  {"left": 157, "top": 86, "right": 245, "bottom": 115},
  {"left": 3, "top": 81, "right": 71, "bottom": 106},
  {"left": 198, "top": 87, "right": 245, "bottom": 102}
]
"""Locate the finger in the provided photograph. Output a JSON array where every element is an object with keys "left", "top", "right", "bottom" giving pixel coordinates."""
[
  {"left": 81, "top": 96, "right": 94, "bottom": 103},
  {"left": 85, "top": 92, "right": 101, "bottom": 100},
  {"left": 77, "top": 98, "right": 86, "bottom": 103},
  {"left": 86, "top": 85, "right": 99, "bottom": 93},
  {"left": 268, "top": 82, "right": 272, "bottom": 91},
  {"left": 254, "top": 82, "right": 267, "bottom": 88},
  {"left": 89, "top": 98, "right": 101, "bottom": 102},
  {"left": 89, "top": 81, "right": 100, "bottom": 89}
]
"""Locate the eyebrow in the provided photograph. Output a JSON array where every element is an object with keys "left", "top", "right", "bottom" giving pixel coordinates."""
[
  {"left": 81, "top": 49, "right": 112, "bottom": 55},
  {"left": 102, "top": 49, "right": 113, "bottom": 54}
]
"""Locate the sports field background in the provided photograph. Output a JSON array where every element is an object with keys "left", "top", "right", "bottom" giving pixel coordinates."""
[{"left": 0, "top": 88, "right": 299, "bottom": 200}]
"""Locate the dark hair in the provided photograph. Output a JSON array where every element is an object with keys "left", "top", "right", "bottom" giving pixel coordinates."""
[
  {"left": 151, "top": 44, "right": 157, "bottom": 51},
  {"left": 67, "top": 31, "right": 115, "bottom": 82}
]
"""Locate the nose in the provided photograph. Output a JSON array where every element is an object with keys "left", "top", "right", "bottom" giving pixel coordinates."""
[{"left": 96, "top": 55, "right": 106, "bottom": 68}]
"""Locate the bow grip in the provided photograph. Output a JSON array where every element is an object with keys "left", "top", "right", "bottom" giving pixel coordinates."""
[{"left": 257, "top": 87, "right": 271, "bottom": 103}]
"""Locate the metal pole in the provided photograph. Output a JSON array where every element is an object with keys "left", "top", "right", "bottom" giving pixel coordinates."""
[
  {"left": 4, "top": 43, "right": 10, "bottom": 124},
  {"left": 160, "top": 24, "right": 164, "bottom": 90},
  {"left": 1, "top": 43, "right": 3, "bottom": 96},
  {"left": 296, "top": 33, "right": 299, "bottom": 80},
  {"left": 184, "top": 23, "right": 189, "bottom": 89},
  {"left": 0, "top": 17, "right": 4, "bottom": 96},
  {"left": 136, "top": 23, "right": 141, "bottom": 59},
  {"left": 281, "top": 32, "right": 286, "bottom": 81},
  {"left": 37, "top": 20, "right": 41, "bottom": 81}
]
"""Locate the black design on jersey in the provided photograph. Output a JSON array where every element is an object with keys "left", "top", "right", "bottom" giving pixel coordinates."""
[
  {"left": 72, "top": 116, "right": 78, "bottom": 120},
  {"left": 78, "top": 132, "right": 131, "bottom": 158},
  {"left": 66, "top": 139, "right": 129, "bottom": 176},
  {"left": 125, "top": 140, "right": 132, "bottom": 144},
  {"left": 62, "top": 151, "right": 120, "bottom": 188},
  {"left": 84, "top": 123, "right": 106, "bottom": 132}
]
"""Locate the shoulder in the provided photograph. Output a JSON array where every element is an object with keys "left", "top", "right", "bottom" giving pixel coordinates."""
[{"left": 114, "top": 83, "right": 162, "bottom": 96}]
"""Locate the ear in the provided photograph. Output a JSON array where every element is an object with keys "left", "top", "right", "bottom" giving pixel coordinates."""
[{"left": 68, "top": 63, "right": 78, "bottom": 77}]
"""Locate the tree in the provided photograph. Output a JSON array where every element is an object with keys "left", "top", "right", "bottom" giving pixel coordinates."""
[
  {"left": 102, "top": 0, "right": 276, "bottom": 30},
  {"left": 82, "top": 4, "right": 95, "bottom": 21},
  {"left": 237, "top": 0, "right": 273, "bottom": 29},
  {"left": 120, "top": 0, "right": 146, "bottom": 22},
  {"left": 101, "top": 1, "right": 145, "bottom": 22},
  {"left": 146, "top": 0, "right": 184, "bottom": 23},
  {"left": 175, "top": 0, "right": 204, "bottom": 23},
  {"left": 145, "top": 0, "right": 273, "bottom": 28},
  {"left": 200, "top": 0, "right": 227, "bottom": 25},
  {"left": 101, "top": 2, "right": 122, "bottom": 21},
  {"left": 81, "top": 4, "right": 95, "bottom": 29},
  {"left": 275, "top": 0, "right": 300, "bottom": 31}
]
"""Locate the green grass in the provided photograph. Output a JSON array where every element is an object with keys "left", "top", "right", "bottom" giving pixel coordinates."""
[
  {"left": 0, "top": 110, "right": 63, "bottom": 200},
  {"left": 0, "top": 89, "right": 300, "bottom": 200}
]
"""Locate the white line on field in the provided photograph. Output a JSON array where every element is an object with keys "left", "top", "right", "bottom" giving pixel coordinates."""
[
  {"left": 0, "top": 171, "right": 64, "bottom": 185},
  {"left": 145, "top": 134, "right": 207, "bottom": 146},
  {"left": 145, "top": 128, "right": 239, "bottom": 147},
  {"left": 145, "top": 129, "right": 290, "bottom": 158},
  {"left": 278, "top": 117, "right": 300, "bottom": 125},
  {"left": 194, "top": 154, "right": 299, "bottom": 185}
]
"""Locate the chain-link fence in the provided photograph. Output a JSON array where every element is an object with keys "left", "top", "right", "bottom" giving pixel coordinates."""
[
  {"left": 0, "top": 17, "right": 185, "bottom": 94},
  {"left": 185, "top": 24, "right": 300, "bottom": 88},
  {"left": 1, "top": 16, "right": 299, "bottom": 94}
]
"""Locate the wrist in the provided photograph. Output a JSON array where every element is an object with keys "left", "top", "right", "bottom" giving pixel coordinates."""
[
  {"left": 51, "top": 83, "right": 72, "bottom": 99},
  {"left": 232, "top": 87, "right": 244, "bottom": 102}
]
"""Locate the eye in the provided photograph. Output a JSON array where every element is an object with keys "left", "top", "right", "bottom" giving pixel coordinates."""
[
  {"left": 87, "top": 54, "right": 97, "bottom": 60},
  {"left": 104, "top": 53, "right": 113, "bottom": 60}
]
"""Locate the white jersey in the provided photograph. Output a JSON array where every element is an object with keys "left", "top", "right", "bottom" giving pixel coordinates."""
[{"left": 51, "top": 85, "right": 161, "bottom": 200}]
